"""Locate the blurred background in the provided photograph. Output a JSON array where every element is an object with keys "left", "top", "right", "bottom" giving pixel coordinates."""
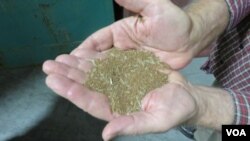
[{"left": 0, "top": 0, "right": 214, "bottom": 141}]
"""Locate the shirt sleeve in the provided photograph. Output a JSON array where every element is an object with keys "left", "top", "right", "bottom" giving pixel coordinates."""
[
  {"left": 225, "top": 0, "right": 250, "bottom": 29},
  {"left": 225, "top": 88, "right": 250, "bottom": 125}
]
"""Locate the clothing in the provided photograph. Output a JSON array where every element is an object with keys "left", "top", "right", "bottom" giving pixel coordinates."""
[{"left": 201, "top": 0, "right": 250, "bottom": 125}]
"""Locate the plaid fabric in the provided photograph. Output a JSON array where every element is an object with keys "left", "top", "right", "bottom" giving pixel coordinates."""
[
  {"left": 201, "top": 0, "right": 250, "bottom": 124},
  {"left": 226, "top": 0, "right": 250, "bottom": 29}
]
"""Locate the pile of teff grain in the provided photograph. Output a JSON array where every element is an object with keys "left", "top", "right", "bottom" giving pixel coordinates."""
[{"left": 85, "top": 49, "right": 169, "bottom": 115}]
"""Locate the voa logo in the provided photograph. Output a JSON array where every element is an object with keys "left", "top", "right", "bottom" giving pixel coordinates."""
[{"left": 226, "top": 129, "right": 246, "bottom": 136}]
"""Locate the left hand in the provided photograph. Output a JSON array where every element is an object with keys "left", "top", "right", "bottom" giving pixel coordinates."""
[
  {"left": 43, "top": 47, "right": 114, "bottom": 121},
  {"left": 101, "top": 71, "right": 197, "bottom": 141},
  {"left": 43, "top": 47, "right": 197, "bottom": 140}
]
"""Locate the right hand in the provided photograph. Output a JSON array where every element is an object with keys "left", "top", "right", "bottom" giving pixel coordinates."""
[
  {"left": 101, "top": 71, "right": 198, "bottom": 141},
  {"left": 74, "top": 0, "right": 198, "bottom": 69}
]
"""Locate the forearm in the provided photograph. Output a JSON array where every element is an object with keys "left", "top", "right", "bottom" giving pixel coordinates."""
[
  {"left": 185, "top": 0, "right": 229, "bottom": 56},
  {"left": 188, "top": 85, "right": 234, "bottom": 130}
]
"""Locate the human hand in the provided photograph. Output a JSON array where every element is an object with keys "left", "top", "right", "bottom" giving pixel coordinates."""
[
  {"left": 43, "top": 47, "right": 115, "bottom": 121},
  {"left": 43, "top": 48, "right": 197, "bottom": 140},
  {"left": 123, "top": 0, "right": 191, "bottom": 17},
  {"left": 101, "top": 70, "right": 197, "bottom": 140},
  {"left": 75, "top": 0, "right": 197, "bottom": 70}
]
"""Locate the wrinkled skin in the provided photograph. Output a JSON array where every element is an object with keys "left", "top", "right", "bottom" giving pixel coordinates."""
[
  {"left": 72, "top": 0, "right": 195, "bottom": 70},
  {"left": 43, "top": 0, "right": 198, "bottom": 140},
  {"left": 43, "top": 47, "right": 196, "bottom": 141}
]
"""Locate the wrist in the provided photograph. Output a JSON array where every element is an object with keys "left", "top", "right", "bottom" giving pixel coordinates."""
[
  {"left": 185, "top": 0, "right": 229, "bottom": 56},
  {"left": 183, "top": 84, "right": 205, "bottom": 126},
  {"left": 187, "top": 85, "right": 234, "bottom": 130}
]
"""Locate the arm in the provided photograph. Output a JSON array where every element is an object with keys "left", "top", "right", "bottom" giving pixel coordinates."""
[
  {"left": 188, "top": 85, "right": 250, "bottom": 130},
  {"left": 186, "top": 0, "right": 250, "bottom": 57},
  {"left": 186, "top": 0, "right": 250, "bottom": 127},
  {"left": 185, "top": 0, "right": 229, "bottom": 57},
  {"left": 188, "top": 85, "right": 235, "bottom": 130}
]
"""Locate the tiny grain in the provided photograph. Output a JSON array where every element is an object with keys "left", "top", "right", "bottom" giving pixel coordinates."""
[{"left": 85, "top": 48, "right": 169, "bottom": 115}]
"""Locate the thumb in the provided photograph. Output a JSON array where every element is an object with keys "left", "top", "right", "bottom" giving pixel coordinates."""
[
  {"left": 159, "top": 69, "right": 188, "bottom": 86},
  {"left": 115, "top": 0, "right": 150, "bottom": 14},
  {"left": 102, "top": 112, "right": 161, "bottom": 141},
  {"left": 167, "top": 71, "right": 190, "bottom": 88}
]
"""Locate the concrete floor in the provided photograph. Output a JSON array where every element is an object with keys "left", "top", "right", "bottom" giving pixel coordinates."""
[{"left": 0, "top": 57, "right": 214, "bottom": 141}]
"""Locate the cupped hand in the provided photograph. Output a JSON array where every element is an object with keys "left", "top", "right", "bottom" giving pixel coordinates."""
[
  {"left": 43, "top": 0, "right": 199, "bottom": 140},
  {"left": 43, "top": 47, "right": 114, "bottom": 121},
  {"left": 43, "top": 46, "right": 197, "bottom": 141},
  {"left": 74, "top": 0, "right": 196, "bottom": 70},
  {"left": 101, "top": 70, "right": 197, "bottom": 141}
]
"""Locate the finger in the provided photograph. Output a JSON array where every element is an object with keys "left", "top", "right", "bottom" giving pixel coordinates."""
[
  {"left": 55, "top": 54, "right": 92, "bottom": 72},
  {"left": 167, "top": 71, "right": 188, "bottom": 86},
  {"left": 115, "top": 0, "right": 150, "bottom": 14},
  {"left": 43, "top": 60, "right": 86, "bottom": 84},
  {"left": 154, "top": 66, "right": 187, "bottom": 86},
  {"left": 72, "top": 25, "right": 114, "bottom": 52},
  {"left": 102, "top": 112, "right": 166, "bottom": 141},
  {"left": 71, "top": 47, "right": 98, "bottom": 59},
  {"left": 155, "top": 52, "right": 192, "bottom": 70},
  {"left": 46, "top": 74, "right": 114, "bottom": 121},
  {"left": 142, "top": 47, "right": 191, "bottom": 70},
  {"left": 71, "top": 47, "right": 107, "bottom": 61}
]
